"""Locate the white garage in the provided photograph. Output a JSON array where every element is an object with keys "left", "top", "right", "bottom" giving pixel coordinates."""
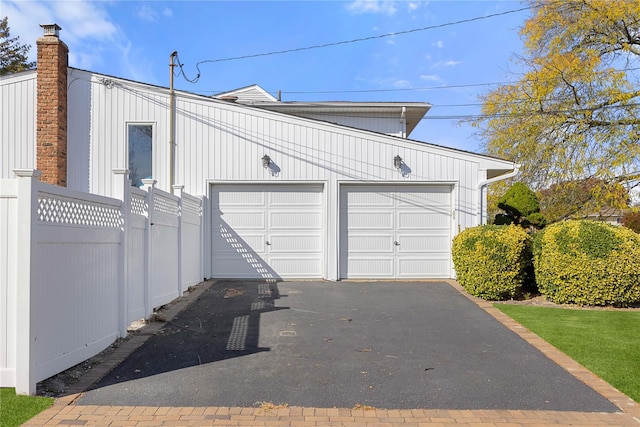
[
  {"left": 339, "top": 185, "right": 453, "bottom": 279},
  {"left": 211, "top": 184, "right": 324, "bottom": 279}
]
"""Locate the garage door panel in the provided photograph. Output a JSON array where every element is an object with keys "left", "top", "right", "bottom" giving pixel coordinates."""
[
  {"left": 348, "top": 234, "right": 395, "bottom": 252},
  {"left": 213, "top": 232, "right": 266, "bottom": 254},
  {"left": 347, "top": 258, "right": 394, "bottom": 277},
  {"left": 347, "top": 190, "right": 395, "bottom": 207},
  {"left": 270, "top": 211, "right": 323, "bottom": 229},
  {"left": 217, "top": 190, "right": 265, "bottom": 207},
  {"left": 219, "top": 212, "right": 265, "bottom": 229},
  {"left": 397, "top": 235, "right": 431, "bottom": 252},
  {"left": 348, "top": 212, "right": 394, "bottom": 230},
  {"left": 396, "top": 192, "right": 450, "bottom": 207},
  {"left": 269, "top": 234, "right": 322, "bottom": 253},
  {"left": 269, "top": 258, "right": 323, "bottom": 277},
  {"left": 271, "top": 190, "right": 322, "bottom": 206},
  {"left": 212, "top": 184, "right": 324, "bottom": 279},
  {"left": 398, "top": 258, "right": 450, "bottom": 277},
  {"left": 397, "top": 211, "right": 450, "bottom": 229},
  {"left": 341, "top": 185, "right": 452, "bottom": 279}
]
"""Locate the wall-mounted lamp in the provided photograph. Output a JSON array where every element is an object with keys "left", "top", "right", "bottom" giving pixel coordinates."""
[
  {"left": 394, "top": 155, "right": 403, "bottom": 170},
  {"left": 262, "top": 155, "right": 271, "bottom": 168}
]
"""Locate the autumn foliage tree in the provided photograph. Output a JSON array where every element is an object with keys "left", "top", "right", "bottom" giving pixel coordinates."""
[
  {"left": 537, "top": 178, "right": 629, "bottom": 222},
  {"left": 471, "top": 1, "right": 640, "bottom": 221}
]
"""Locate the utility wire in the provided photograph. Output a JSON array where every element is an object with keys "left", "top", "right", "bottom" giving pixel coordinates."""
[
  {"left": 191, "top": 65, "right": 640, "bottom": 96},
  {"left": 177, "top": 4, "right": 536, "bottom": 84}
]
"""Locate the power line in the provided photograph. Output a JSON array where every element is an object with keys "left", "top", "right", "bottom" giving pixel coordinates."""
[
  {"left": 189, "top": 64, "right": 640, "bottom": 97},
  {"left": 177, "top": 5, "right": 536, "bottom": 84}
]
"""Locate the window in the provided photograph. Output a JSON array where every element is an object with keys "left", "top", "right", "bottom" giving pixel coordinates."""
[{"left": 128, "top": 124, "right": 153, "bottom": 187}]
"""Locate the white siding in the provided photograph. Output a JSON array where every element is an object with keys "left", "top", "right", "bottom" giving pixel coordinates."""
[
  {"left": 285, "top": 111, "right": 404, "bottom": 137},
  {"left": 64, "top": 73, "right": 171, "bottom": 197},
  {"left": 56, "top": 73, "right": 512, "bottom": 279},
  {"left": 173, "top": 94, "right": 482, "bottom": 194},
  {"left": 0, "top": 72, "right": 37, "bottom": 179},
  {"left": 67, "top": 69, "right": 92, "bottom": 192}
]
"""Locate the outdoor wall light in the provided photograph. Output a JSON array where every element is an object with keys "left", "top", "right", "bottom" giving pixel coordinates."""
[
  {"left": 262, "top": 155, "right": 271, "bottom": 168},
  {"left": 394, "top": 155, "right": 403, "bottom": 170}
]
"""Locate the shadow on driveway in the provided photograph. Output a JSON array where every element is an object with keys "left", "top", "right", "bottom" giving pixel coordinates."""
[{"left": 77, "top": 281, "right": 619, "bottom": 412}]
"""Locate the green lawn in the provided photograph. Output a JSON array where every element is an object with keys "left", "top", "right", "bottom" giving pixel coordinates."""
[
  {"left": 0, "top": 388, "right": 53, "bottom": 427},
  {"left": 495, "top": 304, "right": 640, "bottom": 403}
]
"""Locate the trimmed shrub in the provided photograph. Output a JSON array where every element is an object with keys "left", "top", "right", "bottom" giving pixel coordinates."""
[
  {"left": 498, "top": 182, "right": 540, "bottom": 218},
  {"left": 494, "top": 182, "right": 546, "bottom": 230},
  {"left": 534, "top": 220, "right": 640, "bottom": 306},
  {"left": 452, "top": 224, "right": 533, "bottom": 300}
]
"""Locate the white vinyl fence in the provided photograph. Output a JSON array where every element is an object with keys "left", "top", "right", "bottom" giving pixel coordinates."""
[{"left": 0, "top": 169, "right": 203, "bottom": 394}]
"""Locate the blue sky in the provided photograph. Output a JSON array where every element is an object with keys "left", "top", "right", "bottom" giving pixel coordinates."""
[{"left": 4, "top": 0, "right": 530, "bottom": 153}]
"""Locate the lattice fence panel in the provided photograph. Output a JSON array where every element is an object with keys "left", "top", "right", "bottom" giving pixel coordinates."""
[
  {"left": 154, "top": 194, "right": 179, "bottom": 216},
  {"left": 182, "top": 196, "right": 202, "bottom": 217},
  {"left": 37, "top": 194, "right": 123, "bottom": 228},
  {"left": 131, "top": 193, "right": 147, "bottom": 216}
]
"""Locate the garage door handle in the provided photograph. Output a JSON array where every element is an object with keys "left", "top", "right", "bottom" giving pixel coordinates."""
[
  {"left": 265, "top": 241, "right": 271, "bottom": 245},
  {"left": 394, "top": 241, "right": 400, "bottom": 246}
]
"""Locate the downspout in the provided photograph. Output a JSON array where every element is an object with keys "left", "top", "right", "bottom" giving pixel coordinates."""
[
  {"left": 169, "top": 51, "right": 177, "bottom": 194},
  {"left": 477, "top": 164, "right": 521, "bottom": 225},
  {"left": 401, "top": 106, "right": 407, "bottom": 138}
]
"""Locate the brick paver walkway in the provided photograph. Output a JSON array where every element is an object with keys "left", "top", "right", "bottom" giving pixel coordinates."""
[{"left": 24, "top": 281, "right": 640, "bottom": 426}]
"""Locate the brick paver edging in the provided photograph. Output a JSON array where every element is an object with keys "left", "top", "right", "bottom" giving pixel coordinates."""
[{"left": 24, "top": 280, "right": 640, "bottom": 426}]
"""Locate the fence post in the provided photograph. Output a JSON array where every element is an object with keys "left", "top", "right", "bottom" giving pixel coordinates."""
[
  {"left": 173, "top": 185, "right": 184, "bottom": 296},
  {"left": 113, "top": 169, "right": 130, "bottom": 337},
  {"left": 141, "top": 179, "right": 156, "bottom": 319},
  {"left": 13, "top": 169, "right": 41, "bottom": 395}
]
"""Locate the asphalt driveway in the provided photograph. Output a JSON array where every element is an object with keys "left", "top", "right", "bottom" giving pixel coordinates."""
[{"left": 77, "top": 280, "right": 617, "bottom": 411}]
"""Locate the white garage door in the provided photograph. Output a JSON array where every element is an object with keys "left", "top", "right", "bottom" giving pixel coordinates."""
[
  {"left": 340, "top": 185, "right": 452, "bottom": 279},
  {"left": 211, "top": 184, "right": 324, "bottom": 279}
]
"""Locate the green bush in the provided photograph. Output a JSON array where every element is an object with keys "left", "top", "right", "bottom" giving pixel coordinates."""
[
  {"left": 452, "top": 224, "right": 533, "bottom": 300},
  {"left": 494, "top": 182, "right": 546, "bottom": 230},
  {"left": 534, "top": 220, "right": 640, "bottom": 306},
  {"left": 498, "top": 182, "right": 540, "bottom": 218}
]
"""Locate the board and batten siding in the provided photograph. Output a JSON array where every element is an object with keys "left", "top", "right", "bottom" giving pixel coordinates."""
[
  {"left": 60, "top": 73, "right": 511, "bottom": 279},
  {"left": 73, "top": 77, "right": 486, "bottom": 225},
  {"left": 62, "top": 73, "right": 490, "bottom": 224},
  {"left": 65, "top": 72, "right": 171, "bottom": 197},
  {"left": 0, "top": 72, "right": 37, "bottom": 179},
  {"left": 174, "top": 93, "right": 480, "bottom": 195},
  {"left": 67, "top": 69, "right": 92, "bottom": 192}
]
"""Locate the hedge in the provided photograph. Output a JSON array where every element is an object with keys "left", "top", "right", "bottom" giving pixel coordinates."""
[
  {"left": 534, "top": 220, "right": 640, "bottom": 306},
  {"left": 452, "top": 224, "right": 532, "bottom": 300}
]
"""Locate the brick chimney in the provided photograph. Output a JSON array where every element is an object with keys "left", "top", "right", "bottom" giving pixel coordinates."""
[{"left": 36, "top": 24, "right": 68, "bottom": 187}]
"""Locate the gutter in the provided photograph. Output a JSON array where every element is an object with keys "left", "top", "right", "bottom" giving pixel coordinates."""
[{"left": 477, "top": 164, "right": 521, "bottom": 225}]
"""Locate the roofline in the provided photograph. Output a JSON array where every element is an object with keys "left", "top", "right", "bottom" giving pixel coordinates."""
[
  {"left": 66, "top": 67, "right": 514, "bottom": 168},
  {"left": 252, "top": 101, "right": 432, "bottom": 109}
]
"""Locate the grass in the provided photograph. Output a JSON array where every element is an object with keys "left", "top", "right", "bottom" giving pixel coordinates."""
[
  {"left": 0, "top": 388, "right": 53, "bottom": 427},
  {"left": 495, "top": 304, "right": 640, "bottom": 403}
]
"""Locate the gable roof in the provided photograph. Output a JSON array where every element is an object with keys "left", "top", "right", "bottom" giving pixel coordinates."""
[
  {"left": 214, "top": 84, "right": 277, "bottom": 103},
  {"left": 214, "top": 84, "right": 431, "bottom": 137}
]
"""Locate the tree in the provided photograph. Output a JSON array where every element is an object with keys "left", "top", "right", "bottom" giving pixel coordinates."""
[
  {"left": 537, "top": 177, "right": 629, "bottom": 222},
  {"left": 0, "top": 17, "right": 36, "bottom": 75},
  {"left": 494, "top": 182, "right": 546, "bottom": 229},
  {"left": 471, "top": 1, "right": 640, "bottom": 218}
]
